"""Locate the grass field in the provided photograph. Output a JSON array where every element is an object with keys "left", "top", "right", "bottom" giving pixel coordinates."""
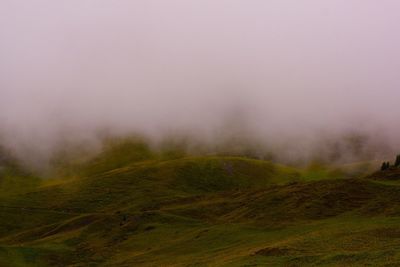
[{"left": 1, "top": 140, "right": 399, "bottom": 266}]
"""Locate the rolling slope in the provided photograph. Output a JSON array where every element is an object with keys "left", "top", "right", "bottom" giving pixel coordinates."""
[{"left": 1, "top": 141, "right": 400, "bottom": 266}]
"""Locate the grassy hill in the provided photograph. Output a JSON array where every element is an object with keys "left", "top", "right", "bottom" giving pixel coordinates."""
[
  {"left": 0, "top": 147, "right": 41, "bottom": 198},
  {"left": 1, "top": 140, "right": 400, "bottom": 266}
]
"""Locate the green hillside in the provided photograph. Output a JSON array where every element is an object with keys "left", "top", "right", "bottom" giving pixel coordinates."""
[
  {"left": 1, "top": 141, "right": 400, "bottom": 266},
  {"left": 0, "top": 147, "right": 41, "bottom": 198}
]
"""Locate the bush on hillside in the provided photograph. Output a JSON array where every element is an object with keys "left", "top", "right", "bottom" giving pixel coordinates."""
[
  {"left": 395, "top": 154, "right": 400, "bottom": 167},
  {"left": 381, "top": 161, "right": 390, "bottom": 171}
]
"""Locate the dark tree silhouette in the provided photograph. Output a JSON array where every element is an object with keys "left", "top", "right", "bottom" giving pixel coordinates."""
[
  {"left": 381, "top": 162, "right": 387, "bottom": 171},
  {"left": 395, "top": 155, "right": 400, "bottom": 167},
  {"left": 381, "top": 161, "right": 390, "bottom": 171}
]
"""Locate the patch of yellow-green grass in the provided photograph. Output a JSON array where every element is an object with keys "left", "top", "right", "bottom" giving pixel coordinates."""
[
  {"left": 0, "top": 162, "right": 41, "bottom": 198},
  {"left": 1, "top": 156, "right": 300, "bottom": 214},
  {"left": 3, "top": 154, "right": 400, "bottom": 266},
  {"left": 5, "top": 214, "right": 400, "bottom": 266},
  {"left": 298, "top": 160, "right": 382, "bottom": 182},
  {"left": 299, "top": 162, "right": 345, "bottom": 181}
]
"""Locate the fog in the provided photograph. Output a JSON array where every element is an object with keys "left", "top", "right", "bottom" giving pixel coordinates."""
[{"left": 1, "top": 1, "right": 400, "bottom": 169}]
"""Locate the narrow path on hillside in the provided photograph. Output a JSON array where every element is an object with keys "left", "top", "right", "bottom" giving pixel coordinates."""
[{"left": 0, "top": 205, "right": 86, "bottom": 215}]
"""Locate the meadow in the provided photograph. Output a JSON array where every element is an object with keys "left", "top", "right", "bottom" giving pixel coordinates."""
[{"left": 0, "top": 139, "right": 399, "bottom": 266}]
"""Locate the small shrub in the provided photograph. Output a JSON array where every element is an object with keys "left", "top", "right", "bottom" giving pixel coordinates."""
[
  {"left": 395, "top": 155, "right": 400, "bottom": 167},
  {"left": 381, "top": 162, "right": 390, "bottom": 171}
]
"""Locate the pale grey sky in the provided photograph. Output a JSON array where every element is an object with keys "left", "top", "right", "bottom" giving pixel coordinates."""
[{"left": 1, "top": 1, "right": 400, "bottom": 163}]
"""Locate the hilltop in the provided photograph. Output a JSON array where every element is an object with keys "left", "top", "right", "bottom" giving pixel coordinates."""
[{"left": 1, "top": 139, "right": 400, "bottom": 266}]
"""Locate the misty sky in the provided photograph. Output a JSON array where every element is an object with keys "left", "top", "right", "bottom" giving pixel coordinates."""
[{"left": 1, "top": 1, "right": 400, "bottom": 162}]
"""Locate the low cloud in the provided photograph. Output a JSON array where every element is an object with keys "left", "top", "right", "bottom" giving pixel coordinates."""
[{"left": 1, "top": 1, "right": 400, "bottom": 169}]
